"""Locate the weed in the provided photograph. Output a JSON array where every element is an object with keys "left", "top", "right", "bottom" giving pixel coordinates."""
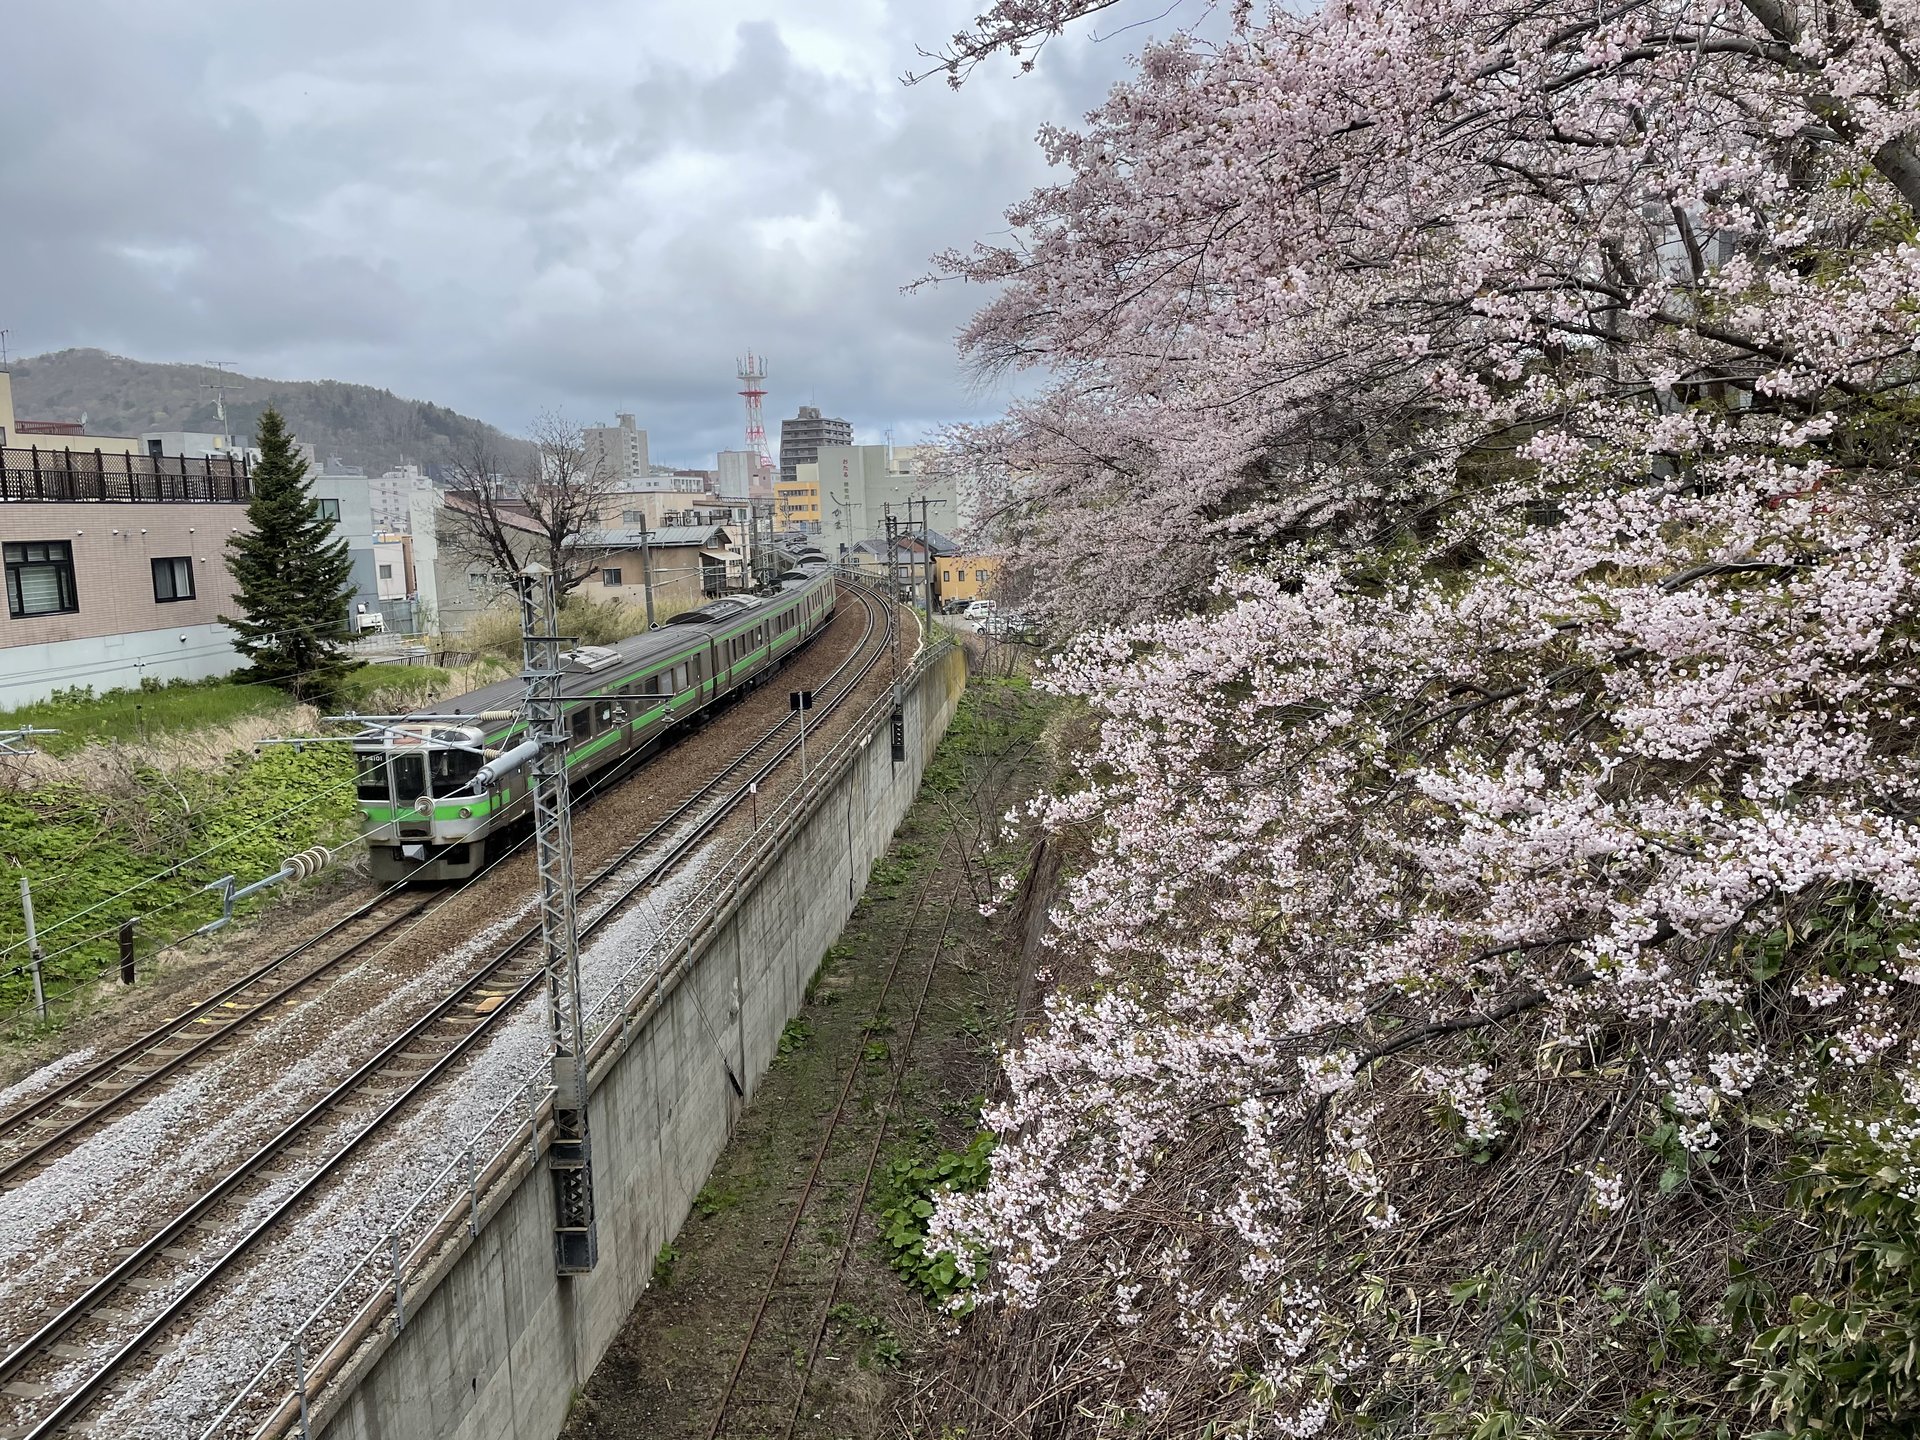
[
  {"left": 826, "top": 1303, "right": 906, "bottom": 1368},
  {"left": 694, "top": 1176, "right": 750, "bottom": 1217},
  {"left": 0, "top": 678, "right": 294, "bottom": 753},
  {"left": 777, "top": 1017, "right": 815, "bottom": 1056},
  {"left": 875, "top": 1132, "right": 997, "bottom": 1304},
  {"left": 864, "top": 1039, "right": 892, "bottom": 1066},
  {"left": 652, "top": 1242, "right": 681, "bottom": 1287}
]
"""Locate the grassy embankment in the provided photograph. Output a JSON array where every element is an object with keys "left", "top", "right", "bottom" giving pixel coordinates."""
[{"left": 0, "top": 660, "right": 507, "bottom": 1035}]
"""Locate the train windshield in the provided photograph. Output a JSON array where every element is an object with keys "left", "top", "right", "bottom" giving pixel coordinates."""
[
  {"left": 392, "top": 754, "right": 427, "bottom": 803},
  {"left": 430, "top": 747, "right": 484, "bottom": 793},
  {"left": 355, "top": 752, "right": 390, "bottom": 801}
]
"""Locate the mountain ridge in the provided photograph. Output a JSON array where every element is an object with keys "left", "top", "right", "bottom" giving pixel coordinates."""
[{"left": 6, "top": 349, "right": 532, "bottom": 475}]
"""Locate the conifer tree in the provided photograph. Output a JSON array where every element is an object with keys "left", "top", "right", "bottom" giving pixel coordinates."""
[{"left": 223, "top": 407, "right": 360, "bottom": 705}]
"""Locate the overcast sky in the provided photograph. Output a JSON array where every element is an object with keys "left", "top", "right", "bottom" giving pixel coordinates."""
[{"left": 0, "top": 1, "right": 1149, "bottom": 464}]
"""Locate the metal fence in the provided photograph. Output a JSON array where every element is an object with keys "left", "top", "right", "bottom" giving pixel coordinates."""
[{"left": 0, "top": 447, "right": 251, "bottom": 503}]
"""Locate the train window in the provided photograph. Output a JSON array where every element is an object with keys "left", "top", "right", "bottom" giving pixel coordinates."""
[
  {"left": 597, "top": 702, "right": 614, "bottom": 726},
  {"left": 641, "top": 674, "right": 662, "bottom": 696},
  {"left": 572, "top": 710, "right": 591, "bottom": 741},
  {"left": 673, "top": 663, "right": 688, "bottom": 692},
  {"left": 392, "top": 754, "right": 427, "bottom": 803},
  {"left": 430, "top": 748, "right": 484, "bottom": 792},
  {"left": 355, "top": 753, "right": 390, "bottom": 800}
]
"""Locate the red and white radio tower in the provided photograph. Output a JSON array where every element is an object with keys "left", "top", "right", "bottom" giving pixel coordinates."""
[{"left": 737, "top": 352, "right": 773, "bottom": 469}]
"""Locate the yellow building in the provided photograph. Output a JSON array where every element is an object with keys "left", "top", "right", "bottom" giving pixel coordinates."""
[
  {"left": 936, "top": 552, "right": 1001, "bottom": 605},
  {"left": 775, "top": 462, "right": 821, "bottom": 531}
]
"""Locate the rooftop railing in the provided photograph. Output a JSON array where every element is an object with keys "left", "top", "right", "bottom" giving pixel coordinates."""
[{"left": 0, "top": 446, "right": 252, "bottom": 503}]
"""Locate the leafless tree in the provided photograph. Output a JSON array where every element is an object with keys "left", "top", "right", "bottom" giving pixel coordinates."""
[{"left": 439, "top": 410, "right": 618, "bottom": 600}]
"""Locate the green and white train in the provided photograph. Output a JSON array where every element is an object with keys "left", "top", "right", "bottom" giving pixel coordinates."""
[{"left": 353, "top": 567, "right": 838, "bottom": 884}]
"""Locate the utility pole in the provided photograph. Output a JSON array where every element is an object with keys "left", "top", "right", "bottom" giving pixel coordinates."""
[
  {"left": 637, "top": 518, "right": 656, "bottom": 630},
  {"left": 884, "top": 508, "right": 905, "bottom": 762},
  {"left": 204, "top": 361, "right": 243, "bottom": 447},
  {"left": 913, "top": 495, "right": 934, "bottom": 617},
  {"left": 518, "top": 563, "right": 599, "bottom": 1275}
]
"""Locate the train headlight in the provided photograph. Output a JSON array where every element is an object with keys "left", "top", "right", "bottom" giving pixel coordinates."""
[
  {"left": 415, "top": 795, "right": 433, "bottom": 816},
  {"left": 458, "top": 806, "right": 473, "bottom": 819}
]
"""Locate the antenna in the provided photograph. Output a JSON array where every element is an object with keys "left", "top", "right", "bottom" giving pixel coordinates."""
[
  {"left": 736, "top": 352, "right": 773, "bottom": 469},
  {"left": 204, "top": 361, "right": 243, "bottom": 445},
  {"left": 0, "top": 329, "right": 11, "bottom": 368}
]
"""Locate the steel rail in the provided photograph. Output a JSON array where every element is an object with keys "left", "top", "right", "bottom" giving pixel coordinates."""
[
  {"left": 703, "top": 834, "right": 955, "bottom": 1440},
  {"left": 0, "top": 888, "right": 440, "bottom": 1188},
  {"left": 781, "top": 888, "right": 962, "bottom": 1440},
  {"left": 0, "top": 577, "right": 864, "bottom": 1197},
  {"left": 6, "top": 580, "right": 896, "bottom": 1437}
]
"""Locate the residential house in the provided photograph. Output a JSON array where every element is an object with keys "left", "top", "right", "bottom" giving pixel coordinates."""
[
  {"left": 935, "top": 551, "right": 1001, "bottom": 606},
  {"left": 580, "top": 525, "right": 734, "bottom": 612}
]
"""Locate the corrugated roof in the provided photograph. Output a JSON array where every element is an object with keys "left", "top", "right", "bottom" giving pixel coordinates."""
[{"left": 582, "top": 525, "right": 732, "bottom": 548}]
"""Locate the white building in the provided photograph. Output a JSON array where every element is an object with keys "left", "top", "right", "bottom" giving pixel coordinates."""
[
  {"left": 368, "top": 464, "right": 430, "bottom": 534},
  {"left": 811, "top": 444, "right": 959, "bottom": 560},
  {"left": 716, "top": 449, "right": 763, "bottom": 499}
]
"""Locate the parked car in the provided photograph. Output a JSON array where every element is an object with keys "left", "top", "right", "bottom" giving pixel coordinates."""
[
  {"left": 964, "top": 599, "right": 997, "bottom": 621},
  {"left": 983, "top": 609, "right": 1036, "bottom": 639},
  {"left": 938, "top": 597, "right": 971, "bottom": 615}
]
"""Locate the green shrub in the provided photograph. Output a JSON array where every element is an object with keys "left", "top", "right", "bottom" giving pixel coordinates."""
[
  {"left": 875, "top": 1131, "right": 995, "bottom": 1303},
  {"left": 1743, "top": 1102, "right": 1920, "bottom": 1439}
]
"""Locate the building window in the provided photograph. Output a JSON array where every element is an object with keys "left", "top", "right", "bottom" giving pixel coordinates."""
[
  {"left": 5, "top": 541, "right": 78, "bottom": 618},
  {"left": 151, "top": 556, "right": 195, "bottom": 603},
  {"left": 316, "top": 498, "right": 341, "bottom": 523},
  {"left": 602, "top": 567, "right": 623, "bottom": 586},
  {"left": 976, "top": 569, "right": 989, "bottom": 583},
  {"left": 942, "top": 570, "right": 952, "bottom": 583},
  {"left": 378, "top": 563, "right": 394, "bottom": 581}
]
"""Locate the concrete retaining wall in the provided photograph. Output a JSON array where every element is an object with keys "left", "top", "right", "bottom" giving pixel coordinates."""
[{"left": 314, "top": 640, "right": 968, "bottom": 1440}]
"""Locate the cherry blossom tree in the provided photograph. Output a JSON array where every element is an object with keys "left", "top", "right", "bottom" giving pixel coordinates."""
[{"left": 922, "top": 2, "right": 1920, "bottom": 1434}]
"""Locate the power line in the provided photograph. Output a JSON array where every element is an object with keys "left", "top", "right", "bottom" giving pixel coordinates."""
[{"left": 0, "top": 777, "right": 362, "bottom": 961}]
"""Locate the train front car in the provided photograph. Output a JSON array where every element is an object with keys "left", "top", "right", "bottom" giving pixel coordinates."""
[{"left": 355, "top": 723, "right": 498, "bottom": 884}]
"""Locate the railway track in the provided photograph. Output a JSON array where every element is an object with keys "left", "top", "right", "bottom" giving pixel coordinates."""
[
  {"left": 0, "top": 887, "right": 440, "bottom": 1194},
  {"left": 704, "top": 836, "right": 962, "bottom": 1440},
  {"left": 0, "top": 577, "right": 897, "bottom": 1439},
  {"left": 0, "top": 576, "right": 885, "bottom": 1203}
]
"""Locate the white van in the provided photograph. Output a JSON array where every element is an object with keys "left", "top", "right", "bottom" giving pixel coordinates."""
[{"left": 964, "top": 599, "right": 997, "bottom": 621}]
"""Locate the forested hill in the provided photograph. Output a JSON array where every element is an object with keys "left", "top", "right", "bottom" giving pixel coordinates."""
[{"left": 7, "top": 349, "right": 531, "bottom": 475}]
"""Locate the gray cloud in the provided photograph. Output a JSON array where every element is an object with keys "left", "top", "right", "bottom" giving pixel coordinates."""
[{"left": 0, "top": 0, "right": 1141, "bottom": 462}]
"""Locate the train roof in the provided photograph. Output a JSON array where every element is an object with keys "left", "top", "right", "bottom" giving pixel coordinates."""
[{"left": 369, "top": 569, "right": 836, "bottom": 731}]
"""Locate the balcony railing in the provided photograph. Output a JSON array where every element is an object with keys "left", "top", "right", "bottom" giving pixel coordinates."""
[{"left": 0, "top": 446, "right": 251, "bottom": 503}]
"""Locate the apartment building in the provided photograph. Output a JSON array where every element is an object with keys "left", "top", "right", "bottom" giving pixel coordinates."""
[
  {"left": 0, "top": 371, "right": 254, "bottom": 705},
  {"left": 777, "top": 405, "right": 852, "bottom": 488},
  {"left": 584, "top": 413, "right": 652, "bottom": 486},
  {"left": 775, "top": 473, "right": 821, "bottom": 532}
]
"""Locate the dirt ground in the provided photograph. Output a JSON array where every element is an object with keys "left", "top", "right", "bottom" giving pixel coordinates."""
[{"left": 560, "top": 668, "right": 1048, "bottom": 1440}]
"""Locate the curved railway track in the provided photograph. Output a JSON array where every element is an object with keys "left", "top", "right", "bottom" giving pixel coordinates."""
[
  {"left": 0, "top": 574, "right": 879, "bottom": 1200},
  {"left": 0, "top": 577, "right": 898, "bottom": 1439}
]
